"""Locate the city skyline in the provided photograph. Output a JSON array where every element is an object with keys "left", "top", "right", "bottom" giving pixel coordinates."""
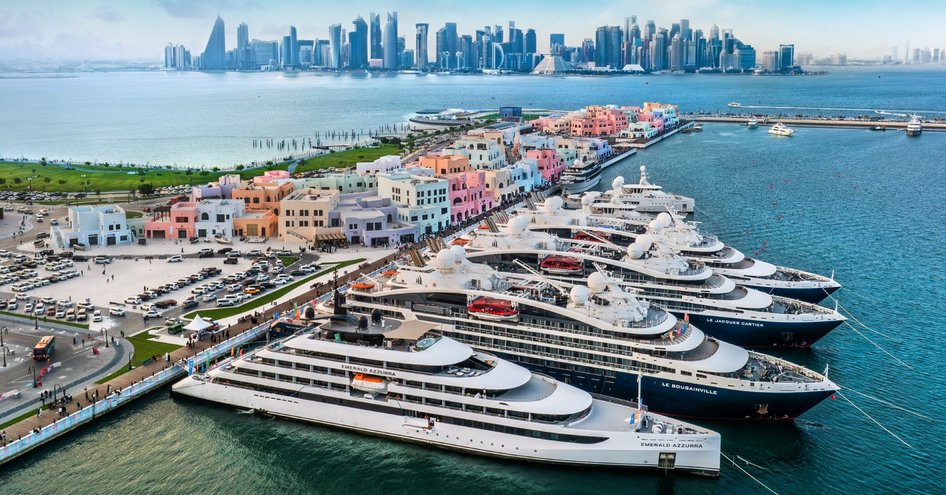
[{"left": 1, "top": 0, "right": 945, "bottom": 62}]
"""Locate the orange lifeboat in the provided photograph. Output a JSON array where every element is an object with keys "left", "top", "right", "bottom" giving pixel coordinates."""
[
  {"left": 451, "top": 238, "right": 470, "bottom": 245},
  {"left": 467, "top": 297, "right": 519, "bottom": 322},
  {"left": 351, "top": 282, "right": 375, "bottom": 291},
  {"left": 540, "top": 255, "right": 584, "bottom": 275},
  {"left": 351, "top": 373, "right": 388, "bottom": 393}
]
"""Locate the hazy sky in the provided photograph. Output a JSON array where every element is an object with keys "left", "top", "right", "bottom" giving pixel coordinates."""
[{"left": 1, "top": 0, "right": 943, "bottom": 61}]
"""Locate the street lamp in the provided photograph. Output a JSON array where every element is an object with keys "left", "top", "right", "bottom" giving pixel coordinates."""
[
  {"left": 127, "top": 351, "right": 135, "bottom": 370},
  {"left": 1, "top": 345, "right": 9, "bottom": 367},
  {"left": 52, "top": 383, "right": 63, "bottom": 402},
  {"left": 1, "top": 326, "right": 6, "bottom": 348}
]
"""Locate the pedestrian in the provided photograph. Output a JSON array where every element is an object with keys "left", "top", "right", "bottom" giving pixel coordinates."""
[
  {"left": 111, "top": 274, "right": 114, "bottom": 280},
  {"left": 84, "top": 387, "right": 89, "bottom": 401}
]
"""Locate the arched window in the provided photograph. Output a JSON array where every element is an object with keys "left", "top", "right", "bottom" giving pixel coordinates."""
[{"left": 200, "top": 212, "right": 209, "bottom": 221}]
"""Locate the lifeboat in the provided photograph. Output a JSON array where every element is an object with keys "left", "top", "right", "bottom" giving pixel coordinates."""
[
  {"left": 573, "top": 231, "right": 609, "bottom": 243},
  {"left": 382, "top": 270, "right": 399, "bottom": 276},
  {"left": 540, "top": 255, "right": 584, "bottom": 275},
  {"left": 351, "top": 282, "right": 375, "bottom": 291},
  {"left": 451, "top": 238, "right": 470, "bottom": 245},
  {"left": 478, "top": 224, "right": 491, "bottom": 230},
  {"left": 351, "top": 373, "right": 388, "bottom": 393},
  {"left": 467, "top": 297, "right": 519, "bottom": 321}
]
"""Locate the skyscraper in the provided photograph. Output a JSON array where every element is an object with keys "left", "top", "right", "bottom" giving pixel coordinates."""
[
  {"left": 594, "top": 26, "right": 608, "bottom": 67},
  {"left": 289, "top": 26, "right": 298, "bottom": 68},
  {"left": 435, "top": 22, "right": 457, "bottom": 70},
  {"left": 328, "top": 24, "right": 342, "bottom": 68},
  {"left": 779, "top": 44, "right": 794, "bottom": 70},
  {"left": 369, "top": 13, "right": 382, "bottom": 60},
  {"left": 350, "top": 17, "right": 368, "bottom": 68},
  {"left": 550, "top": 33, "right": 565, "bottom": 54},
  {"left": 237, "top": 22, "right": 249, "bottom": 69},
  {"left": 415, "top": 23, "right": 429, "bottom": 68},
  {"left": 200, "top": 16, "right": 226, "bottom": 70},
  {"left": 281, "top": 35, "right": 291, "bottom": 68},
  {"left": 525, "top": 29, "right": 536, "bottom": 55},
  {"left": 383, "top": 12, "right": 398, "bottom": 70}
]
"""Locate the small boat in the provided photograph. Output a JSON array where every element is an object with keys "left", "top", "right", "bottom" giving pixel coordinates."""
[
  {"left": 747, "top": 118, "right": 759, "bottom": 129},
  {"left": 870, "top": 125, "right": 887, "bottom": 131},
  {"left": 214, "top": 235, "right": 232, "bottom": 245},
  {"left": 351, "top": 373, "right": 388, "bottom": 393},
  {"left": 692, "top": 123, "right": 703, "bottom": 132},
  {"left": 728, "top": 102, "right": 741, "bottom": 108},
  {"left": 768, "top": 122, "right": 795, "bottom": 137},
  {"left": 540, "top": 255, "right": 584, "bottom": 275},
  {"left": 451, "top": 238, "right": 470, "bottom": 245},
  {"left": 906, "top": 115, "right": 922, "bottom": 137},
  {"left": 351, "top": 282, "right": 375, "bottom": 291},
  {"left": 467, "top": 297, "right": 519, "bottom": 321}
]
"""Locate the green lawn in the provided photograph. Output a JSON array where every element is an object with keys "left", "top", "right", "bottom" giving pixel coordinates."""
[
  {"left": 278, "top": 256, "right": 299, "bottom": 267},
  {"left": 95, "top": 332, "right": 181, "bottom": 384},
  {"left": 124, "top": 210, "right": 144, "bottom": 219},
  {"left": 0, "top": 161, "right": 247, "bottom": 193},
  {"left": 293, "top": 144, "right": 401, "bottom": 174},
  {"left": 184, "top": 259, "right": 363, "bottom": 320}
]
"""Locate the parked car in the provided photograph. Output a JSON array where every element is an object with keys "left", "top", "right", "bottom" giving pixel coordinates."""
[
  {"left": 109, "top": 307, "right": 126, "bottom": 317},
  {"left": 216, "top": 298, "right": 236, "bottom": 307},
  {"left": 197, "top": 248, "right": 214, "bottom": 258},
  {"left": 93, "top": 256, "right": 112, "bottom": 264},
  {"left": 182, "top": 298, "right": 198, "bottom": 309},
  {"left": 216, "top": 247, "right": 233, "bottom": 255},
  {"left": 243, "top": 286, "right": 262, "bottom": 295},
  {"left": 223, "top": 257, "right": 238, "bottom": 265},
  {"left": 143, "top": 309, "right": 160, "bottom": 320},
  {"left": 124, "top": 296, "right": 141, "bottom": 305},
  {"left": 92, "top": 310, "right": 103, "bottom": 322},
  {"left": 167, "top": 255, "right": 183, "bottom": 263},
  {"left": 201, "top": 293, "right": 217, "bottom": 302}
]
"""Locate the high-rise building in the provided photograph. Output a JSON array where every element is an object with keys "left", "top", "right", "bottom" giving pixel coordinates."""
[
  {"left": 251, "top": 39, "right": 278, "bottom": 68},
  {"left": 608, "top": 26, "right": 622, "bottom": 68},
  {"left": 779, "top": 44, "right": 794, "bottom": 70},
  {"left": 328, "top": 24, "right": 342, "bottom": 68},
  {"left": 350, "top": 17, "right": 368, "bottom": 68},
  {"left": 550, "top": 33, "right": 565, "bottom": 54},
  {"left": 435, "top": 22, "right": 457, "bottom": 70},
  {"left": 281, "top": 36, "right": 292, "bottom": 68},
  {"left": 415, "top": 23, "right": 429, "bottom": 68},
  {"left": 369, "top": 13, "right": 382, "bottom": 60},
  {"left": 200, "top": 16, "right": 226, "bottom": 70},
  {"left": 383, "top": 12, "right": 398, "bottom": 69},
  {"left": 525, "top": 29, "right": 536, "bottom": 55},
  {"left": 237, "top": 23, "right": 249, "bottom": 69},
  {"left": 762, "top": 51, "right": 778, "bottom": 71},
  {"left": 594, "top": 26, "right": 608, "bottom": 67},
  {"left": 289, "top": 26, "right": 298, "bottom": 68},
  {"left": 164, "top": 43, "right": 192, "bottom": 69}
]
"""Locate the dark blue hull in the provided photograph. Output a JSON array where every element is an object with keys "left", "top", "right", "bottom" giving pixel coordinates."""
[
  {"left": 744, "top": 283, "right": 839, "bottom": 304},
  {"left": 682, "top": 312, "right": 842, "bottom": 348},
  {"left": 496, "top": 355, "right": 833, "bottom": 420}
]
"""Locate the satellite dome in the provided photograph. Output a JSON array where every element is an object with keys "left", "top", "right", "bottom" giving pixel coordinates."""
[
  {"left": 449, "top": 244, "right": 467, "bottom": 262},
  {"left": 656, "top": 212, "right": 672, "bottom": 228},
  {"left": 506, "top": 215, "right": 530, "bottom": 235},
  {"left": 587, "top": 272, "right": 607, "bottom": 293},
  {"left": 434, "top": 249, "right": 457, "bottom": 269},
  {"left": 573, "top": 158, "right": 583, "bottom": 167},
  {"left": 542, "top": 196, "right": 564, "bottom": 212},
  {"left": 635, "top": 235, "right": 654, "bottom": 252},
  {"left": 611, "top": 176, "right": 626, "bottom": 189},
  {"left": 627, "top": 244, "right": 645, "bottom": 259},
  {"left": 648, "top": 219, "right": 664, "bottom": 232},
  {"left": 569, "top": 285, "right": 590, "bottom": 305},
  {"left": 640, "top": 165, "right": 647, "bottom": 172}
]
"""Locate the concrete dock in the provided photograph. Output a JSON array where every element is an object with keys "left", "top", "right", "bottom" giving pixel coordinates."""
[{"left": 682, "top": 114, "right": 946, "bottom": 132}]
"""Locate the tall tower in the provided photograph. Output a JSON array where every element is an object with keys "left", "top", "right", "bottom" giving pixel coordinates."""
[
  {"left": 383, "top": 12, "right": 399, "bottom": 70},
  {"left": 369, "top": 13, "right": 382, "bottom": 59},
  {"left": 415, "top": 23, "right": 429, "bottom": 68},
  {"left": 289, "top": 26, "right": 298, "bottom": 68},
  {"left": 237, "top": 22, "right": 249, "bottom": 69},
  {"left": 351, "top": 16, "right": 368, "bottom": 68},
  {"left": 328, "top": 24, "right": 342, "bottom": 69},
  {"left": 200, "top": 16, "right": 226, "bottom": 70}
]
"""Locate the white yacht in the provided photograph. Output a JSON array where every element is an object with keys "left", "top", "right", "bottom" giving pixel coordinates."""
[
  {"left": 515, "top": 198, "right": 841, "bottom": 304},
  {"left": 560, "top": 157, "right": 602, "bottom": 194},
  {"left": 747, "top": 118, "right": 759, "bottom": 129},
  {"left": 335, "top": 247, "right": 838, "bottom": 421},
  {"left": 567, "top": 167, "right": 695, "bottom": 214},
  {"left": 172, "top": 317, "right": 721, "bottom": 475},
  {"left": 906, "top": 115, "right": 922, "bottom": 137},
  {"left": 768, "top": 122, "right": 795, "bottom": 137}
]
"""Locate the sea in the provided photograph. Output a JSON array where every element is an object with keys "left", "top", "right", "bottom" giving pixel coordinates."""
[{"left": 2, "top": 67, "right": 946, "bottom": 494}]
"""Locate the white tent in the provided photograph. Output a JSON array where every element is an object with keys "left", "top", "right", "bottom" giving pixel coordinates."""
[{"left": 184, "top": 314, "right": 214, "bottom": 332}]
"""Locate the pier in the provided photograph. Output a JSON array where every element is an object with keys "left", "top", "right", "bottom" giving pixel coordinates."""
[{"left": 682, "top": 114, "right": 946, "bottom": 132}]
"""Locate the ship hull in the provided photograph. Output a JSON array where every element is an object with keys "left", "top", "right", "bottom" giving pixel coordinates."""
[
  {"left": 495, "top": 358, "right": 834, "bottom": 420},
  {"left": 742, "top": 283, "right": 839, "bottom": 304},
  {"left": 562, "top": 175, "right": 602, "bottom": 194},
  {"left": 683, "top": 312, "right": 841, "bottom": 348}
]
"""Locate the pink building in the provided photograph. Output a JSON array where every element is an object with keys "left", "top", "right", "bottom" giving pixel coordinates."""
[
  {"left": 416, "top": 155, "right": 495, "bottom": 224},
  {"left": 535, "top": 105, "right": 629, "bottom": 137},
  {"left": 253, "top": 170, "right": 291, "bottom": 185},
  {"left": 526, "top": 149, "right": 566, "bottom": 182},
  {"left": 144, "top": 202, "right": 198, "bottom": 239}
]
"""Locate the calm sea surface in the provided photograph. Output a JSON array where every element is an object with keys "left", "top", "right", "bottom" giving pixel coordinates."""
[{"left": 1, "top": 68, "right": 945, "bottom": 494}]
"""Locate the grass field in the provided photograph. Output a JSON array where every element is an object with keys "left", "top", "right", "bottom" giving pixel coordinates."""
[
  {"left": 0, "top": 162, "right": 242, "bottom": 194},
  {"left": 293, "top": 144, "right": 401, "bottom": 174},
  {"left": 184, "top": 259, "right": 363, "bottom": 320},
  {"left": 94, "top": 331, "right": 181, "bottom": 384}
]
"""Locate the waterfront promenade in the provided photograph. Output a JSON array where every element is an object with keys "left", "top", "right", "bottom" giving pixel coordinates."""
[{"left": 683, "top": 114, "right": 946, "bottom": 131}]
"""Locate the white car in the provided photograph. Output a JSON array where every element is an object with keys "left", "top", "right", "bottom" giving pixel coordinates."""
[
  {"left": 16, "top": 292, "right": 29, "bottom": 301},
  {"left": 109, "top": 307, "right": 126, "bottom": 317},
  {"left": 24, "top": 303, "right": 34, "bottom": 313},
  {"left": 92, "top": 311, "right": 103, "bottom": 322},
  {"left": 7, "top": 299, "right": 17, "bottom": 309},
  {"left": 124, "top": 296, "right": 141, "bottom": 305},
  {"left": 299, "top": 265, "right": 316, "bottom": 274},
  {"left": 93, "top": 257, "right": 112, "bottom": 265},
  {"left": 216, "top": 297, "right": 236, "bottom": 307},
  {"left": 41, "top": 296, "right": 56, "bottom": 305},
  {"left": 139, "top": 303, "right": 154, "bottom": 312},
  {"left": 143, "top": 309, "right": 160, "bottom": 319},
  {"left": 201, "top": 293, "right": 217, "bottom": 302},
  {"left": 227, "top": 283, "right": 243, "bottom": 293},
  {"left": 167, "top": 255, "right": 183, "bottom": 263}
]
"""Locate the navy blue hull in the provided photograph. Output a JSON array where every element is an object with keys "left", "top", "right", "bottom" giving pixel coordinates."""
[
  {"left": 682, "top": 312, "right": 842, "bottom": 348},
  {"left": 745, "top": 283, "right": 839, "bottom": 304},
  {"left": 496, "top": 355, "right": 833, "bottom": 420}
]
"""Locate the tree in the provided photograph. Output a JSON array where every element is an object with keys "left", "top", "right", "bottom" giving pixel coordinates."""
[
  {"left": 0, "top": 178, "right": 5, "bottom": 185},
  {"left": 12, "top": 177, "right": 21, "bottom": 184},
  {"left": 211, "top": 166, "right": 220, "bottom": 172},
  {"left": 58, "top": 179, "right": 66, "bottom": 185},
  {"left": 138, "top": 183, "right": 155, "bottom": 195},
  {"left": 43, "top": 177, "right": 51, "bottom": 184}
]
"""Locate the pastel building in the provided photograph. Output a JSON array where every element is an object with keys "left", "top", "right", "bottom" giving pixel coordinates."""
[
  {"left": 144, "top": 202, "right": 197, "bottom": 239},
  {"left": 376, "top": 172, "right": 450, "bottom": 235},
  {"left": 191, "top": 174, "right": 241, "bottom": 200},
  {"left": 484, "top": 161, "right": 543, "bottom": 203},
  {"left": 621, "top": 121, "right": 659, "bottom": 140},
  {"left": 52, "top": 205, "right": 134, "bottom": 247},
  {"left": 279, "top": 189, "right": 418, "bottom": 246},
  {"left": 355, "top": 155, "right": 403, "bottom": 175},
  {"left": 194, "top": 199, "right": 246, "bottom": 238},
  {"left": 144, "top": 199, "right": 264, "bottom": 239},
  {"left": 525, "top": 149, "right": 566, "bottom": 182},
  {"left": 232, "top": 180, "right": 293, "bottom": 216},
  {"left": 415, "top": 155, "right": 494, "bottom": 224},
  {"left": 442, "top": 135, "right": 508, "bottom": 170},
  {"left": 279, "top": 189, "right": 340, "bottom": 243},
  {"left": 294, "top": 173, "right": 378, "bottom": 194},
  {"left": 533, "top": 105, "right": 630, "bottom": 137}
]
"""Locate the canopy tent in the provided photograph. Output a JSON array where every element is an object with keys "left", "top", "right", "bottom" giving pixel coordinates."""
[{"left": 184, "top": 314, "right": 214, "bottom": 332}]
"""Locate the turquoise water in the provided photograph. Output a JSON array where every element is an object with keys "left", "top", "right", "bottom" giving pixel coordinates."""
[{"left": 2, "top": 70, "right": 945, "bottom": 494}]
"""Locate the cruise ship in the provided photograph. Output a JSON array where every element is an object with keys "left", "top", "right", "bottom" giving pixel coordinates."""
[
  {"left": 515, "top": 198, "right": 841, "bottom": 303},
  {"left": 906, "top": 115, "right": 922, "bottom": 137},
  {"left": 172, "top": 315, "right": 721, "bottom": 475},
  {"left": 459, "top": 217, "right": 845, "bottom": 348},
  {"left": 335, "top": 247, "right": 839, "bottom": 420},
  {"left": 566, "top": 167, "right": 695, "bottom": 214},
  {"left": 560, "top": 157, "right": 603, "bottom": 194}
]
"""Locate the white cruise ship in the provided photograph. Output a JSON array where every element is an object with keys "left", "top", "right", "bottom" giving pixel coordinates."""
[
  {"left": 566, "top": 167, "right": 695, "bottom": 214},
  {"left": 172, "top": 317, "right": 721, "bottom": 475},
  {"left": 560, "top": 157, "right": 603, "bottom": 194}
]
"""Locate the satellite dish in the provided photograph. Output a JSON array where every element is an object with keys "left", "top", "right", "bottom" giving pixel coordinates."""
[
  {"left": 611, "top": 176, "right": 626, "bottom": 190},
  {"left": 627, "top": 244, "right": 645, "bottom": 259},
  {"left": 435, "top": 249, "right": 456, "bottom": 269},
  {"left": 656, "top": 212, "right": 672, "bottom": 228},
  {"left": 569, "top": 285, "right": 590, "bottom": 305},
  {"left": 587, "top": 272, "right": 607, "bottom": 293},
  {"left": 635, "top": 235, "right": 653, "bottom": 252}
]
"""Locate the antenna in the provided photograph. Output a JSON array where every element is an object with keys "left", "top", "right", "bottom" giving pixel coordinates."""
[{"left": 511, "top": 259, "right": 570, "bottom": 295}]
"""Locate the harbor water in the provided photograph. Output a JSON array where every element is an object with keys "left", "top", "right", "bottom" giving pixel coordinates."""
[{"left": 1, "top": 69, "right": 945, "bottom": 494}]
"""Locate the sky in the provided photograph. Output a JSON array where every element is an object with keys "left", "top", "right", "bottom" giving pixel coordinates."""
[{"left": 0, "top": 0, "right": 943, "bottom": 61}]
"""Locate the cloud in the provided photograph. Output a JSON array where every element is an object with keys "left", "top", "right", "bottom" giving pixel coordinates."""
[
  {"left": 156, "top": 0, "right": 231, "bottom": 19},
  {"left": 0, "top": 11, "right": 39, "bottom": 39},
  {"left": 92, "top": 5, "right": 125, "bottom": 23}
]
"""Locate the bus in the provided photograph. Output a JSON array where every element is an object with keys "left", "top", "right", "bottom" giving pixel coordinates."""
[{"left": 34, "top": 336, "right": 55, "bottom": 361}]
